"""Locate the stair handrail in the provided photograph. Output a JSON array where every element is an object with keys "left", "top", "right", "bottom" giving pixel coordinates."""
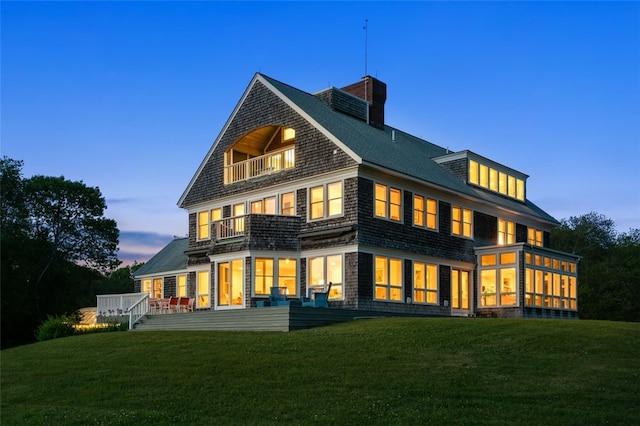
[{"left": 128, "top": 293, "right": 150, "bottom": 329}]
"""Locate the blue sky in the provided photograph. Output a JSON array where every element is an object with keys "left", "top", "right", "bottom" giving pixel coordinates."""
[{"left": 2, "top": 1, "right": 639, "bottom": 265}]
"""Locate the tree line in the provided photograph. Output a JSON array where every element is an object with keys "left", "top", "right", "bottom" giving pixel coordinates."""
[
  {"left": 1, "top": 156, "right": 638, "bottom": 349},
  {"left": 1, "top": 157, "right": 138, "bottom": 349}
]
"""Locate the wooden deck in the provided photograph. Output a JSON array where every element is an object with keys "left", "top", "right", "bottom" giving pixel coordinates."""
[{"left": 132, "top": 306, "right": 386, "bottom": 332}]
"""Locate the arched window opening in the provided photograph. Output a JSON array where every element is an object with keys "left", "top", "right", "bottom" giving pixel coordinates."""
[{"left": 224, "top": 126, "right": 296, "bottom": 184}]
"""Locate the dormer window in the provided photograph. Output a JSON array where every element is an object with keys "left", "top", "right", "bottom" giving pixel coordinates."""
[
  {"left": 469, "top": 159, "right": 526, "bottom": 202},
  {"left": 224, "top": 126, "right": 296, "bottom": 184}
]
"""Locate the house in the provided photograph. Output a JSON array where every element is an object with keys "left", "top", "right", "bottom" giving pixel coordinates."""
[{"left": 133, "top": 73, "right": 579, "bottom": 320}]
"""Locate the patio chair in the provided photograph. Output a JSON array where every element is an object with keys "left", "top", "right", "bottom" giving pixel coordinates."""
[
  {"left": 269, "top": 286, "right": 290, "bottom": 306},
  {"left": 178, "top": 297, "right": 190, "bottom": 313},
  {"left": 168, "top": 297, "right": 180, "bottom": 313},
  {"left": 301, "top": 282, "right": 332, "bottom": 308}
]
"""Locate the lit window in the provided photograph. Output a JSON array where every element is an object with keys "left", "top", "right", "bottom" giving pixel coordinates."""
[
  {"left": 524, "top": 251, "right": 578, "bottom": 311},
  {"left": 498, "top": 219, "right": 515, "bottom": 245},
  {"left": 479, "top": 251, "right": 518, "bottom": 308},
  {"left": 452, "top": 206, "right": 472, "bottom": 237},
  {"left": 528, "top": 228, "right": 543, "bottom": 247},
  {"left": 413, "top": 262, "right": 438, "bottom": 304},
  {"left": 198, "top": 210, "right": 209, "bottom": 240},
  {"left": 375, "top": 183, "right": 402, "bottom": 222},
  {"left": 479, "top": 164, "right": 489, "bottom": 188},
  {"left": 197, "top": 270, "right": 210, "bottom": 308},
  {"left": 255, "top": 258, "right": 274, "bottom": 296},
  {"left": 308, "top": 255, "right": 343, "bottom": 300},
  {"left": 217, "top": 260, "right": 243, "bottom": 307},
  {"left": 414, "top": 194, "right": 438, "bottom": 230},
  {"left": 233, "top": 203, "right": 245, "bottom": 233},
  {"left": 254, "top": 257, "right": 298, "bottom": 297},
  {"left": 250, "top": 197, "right": 276, "bottom": 215},
  {"left": 142, "top": 278, "right": 151, "bottom": 294},
  {"left": 281, "top": 192, "right": 295, "bottom": 216},
  {"left": 177, "top": 275, "right": 187, "bottom": 297},
  {"left": 469, "top": 160, "right": 478, "bottom": 184},
  {"left": 374, "top": 256, "right": 403, "bottom": 301},
  {"left": 309, "top": 182, "right": 343, "bottom": 220},
  {"left": 211, "top": 208, "right": 221, "bottom": 222}
]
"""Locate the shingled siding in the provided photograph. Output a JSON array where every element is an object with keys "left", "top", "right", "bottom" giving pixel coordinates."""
[
  {"left": 356, "top": 178, "right": 476, "bottom": 264},
  {"left": 181, "top": 80, "right": 357, "bottom": 208},
  {"left": 438, "top": 157, "right": 468, "bottom": 182}
]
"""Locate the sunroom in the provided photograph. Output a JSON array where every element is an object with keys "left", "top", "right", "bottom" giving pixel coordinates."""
[{"left": 475, "top": 243, "right": 580, "bottom": 319}]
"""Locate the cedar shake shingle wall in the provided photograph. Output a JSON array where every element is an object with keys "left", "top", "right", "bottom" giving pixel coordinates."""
[
  {"left": 356, "top": 178, "right": 475, "bottom": 264},
  {"left": 438, "top": 158, "right": 467, "bottom": 182},
  {"left": 181, "top": 81, "right": 357, "bottom": 208}
]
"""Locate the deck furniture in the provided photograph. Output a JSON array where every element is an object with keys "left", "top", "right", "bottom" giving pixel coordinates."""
[{"left": 301, "top": 282, "right": 332, "bottom": 308}]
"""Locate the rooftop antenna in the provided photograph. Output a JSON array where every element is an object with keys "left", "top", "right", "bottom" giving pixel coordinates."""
[
  {"left": 363, "top": 19, "right": 368, "bottom": 77},
  {"left": 363, "top": 19, "right": 369, "bottom": 106}
]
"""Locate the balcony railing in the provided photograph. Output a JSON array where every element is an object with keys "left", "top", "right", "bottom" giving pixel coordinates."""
[
  {"left": 215, "top": 216, "right": 245, "bottom": 240},
  {"left": 224, "top": 147, "right": 295, "bottom": 184}
]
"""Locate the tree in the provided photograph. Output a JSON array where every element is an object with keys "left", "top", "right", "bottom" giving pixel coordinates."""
[
  {"left": 1, "top": 157, "right": 121, "bottom": 348},
  {"left": 551, "top": 212, "right": 639, "bottom": 322}
]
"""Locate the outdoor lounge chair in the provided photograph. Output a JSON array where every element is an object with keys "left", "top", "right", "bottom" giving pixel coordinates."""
[
  {"left": 269, "top": 286, "right": 290, "bottom": 306},
  {"left": 301, "top": 282, "right": 332, "bottom": 308}
]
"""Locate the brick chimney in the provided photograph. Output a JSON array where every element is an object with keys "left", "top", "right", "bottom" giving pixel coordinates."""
[{"left": 341, "top": 76, "right": 387, "bottom": 129}]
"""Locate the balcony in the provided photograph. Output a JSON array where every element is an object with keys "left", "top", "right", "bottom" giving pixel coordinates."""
[{"left": 224, "top": 147, "right": 295, "bottom": 184}]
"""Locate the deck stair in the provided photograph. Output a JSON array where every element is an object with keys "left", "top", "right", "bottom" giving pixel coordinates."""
[{"left": 132, "top": 306, "right": 364, "bottom": 332}]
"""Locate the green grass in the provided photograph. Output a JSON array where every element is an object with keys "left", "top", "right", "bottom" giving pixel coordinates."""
[{"left": 2, "top": 318, "right": 639, "bottom": 425}]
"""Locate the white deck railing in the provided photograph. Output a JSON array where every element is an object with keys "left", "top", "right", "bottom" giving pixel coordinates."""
[
  {"left": 97, "top": 292, "right": 149, "bottom": 329},
  {"left": 224, "top": 147, "right": 295, "bottom": 184},
  {"left": 215, "top": 216, "right": 245, "bottom": 240}
]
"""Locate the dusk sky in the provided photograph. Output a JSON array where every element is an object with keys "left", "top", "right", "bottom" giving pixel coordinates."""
[{"left": 3, "top": 1, "right": 639, "bottom": 266}]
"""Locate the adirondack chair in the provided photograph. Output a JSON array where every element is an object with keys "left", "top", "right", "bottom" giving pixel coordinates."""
[
  {"left": 301, "top": 282, "right": 332, "bottom": 308},
  {"left": 269, "top": 286, "right": 290, "bottom": 306}
]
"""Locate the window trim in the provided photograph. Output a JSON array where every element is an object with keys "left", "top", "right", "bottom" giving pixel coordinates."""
[
  {"left": 412, "top": 193, "right": 438, "bottom": 231},
  {"left": 308, "top": 180, "right": 344, "bottom": 221},
  {"left": 253, "top": 256, "right": 299, "bottom": 297},
  {"left": 307, "top": 254, "right": 344, "bottom": 301},
  {"left": 451, "top": 205, "right": 473, "bottom": 238},
  {"left": 374, "top": 182, "right": 403, "bottom": 223},
  {"left": 374, "top": 255, "right": 404, "bottom": 302}
]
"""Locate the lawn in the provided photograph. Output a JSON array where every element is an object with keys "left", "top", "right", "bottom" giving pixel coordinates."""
[{"left": 2, "top": 317, "right": 639, "bottom": 425}]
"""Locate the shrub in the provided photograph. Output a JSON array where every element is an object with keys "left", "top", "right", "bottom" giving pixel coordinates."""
[{"left": 36, "top": 313, "right": 80, "bottom": 342}]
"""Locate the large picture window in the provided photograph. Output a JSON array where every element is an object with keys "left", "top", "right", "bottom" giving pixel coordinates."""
[
  {"left": 479, "top": 251, "right": 517, "bottom": 307},
  {"left": 525, "top": 253, "right": 577, "bottom": 310},
  {"left": 374, "top": 256, "right": 403, "bottom": 301},
  {"left": 254, "top": 257, "right": 297, "bottom": 297},
  {"left": 308, "top": 255, "right": 343, "bottom": 300}
]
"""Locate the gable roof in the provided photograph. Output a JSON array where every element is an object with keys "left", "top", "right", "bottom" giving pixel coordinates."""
[
  {"left": 133, "top": 237, "right": 189, "bottom": 278},
  {"left": 179, "top": 73, "right": 558, "bottom": 225}
]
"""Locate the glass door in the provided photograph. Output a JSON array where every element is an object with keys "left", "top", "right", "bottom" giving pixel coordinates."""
[
  {"left": 218, "top": 259, "right": 244, "bottom": 308},
  {"left": 451, "top": 269, "right": 471, "bottom": 315}
]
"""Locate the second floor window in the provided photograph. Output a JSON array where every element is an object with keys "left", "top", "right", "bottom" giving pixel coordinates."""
[
  {"left": 375, "top": 183, "right": 402, "bottom": 221},
  {"left": 452, "top": 206, "right": 472, "bottom": 238},
  {"left": 413, "top": 194, "right": 437, "bottom": 229},
  {"left": 309, "top": 181, "right": 342, "bottom": 220},
  {"left": 498, "top": 219, "right": 515, "bottom": 245},
  {"left": 528, "top": 228, "right": 543, "bottom": 247}
]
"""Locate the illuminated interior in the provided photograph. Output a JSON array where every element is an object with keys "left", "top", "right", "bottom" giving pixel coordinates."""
[
  {"left": 309, "top": 255, "right": 343, "bottom": 299},
  {"left": 375, "top": 183, "right": 401, "bottom": 221},
  {"left": 413, "top": 262, "right": 438, "bottom": 304},
  {"left": 254, "top": 257, "right": 298, "bottom": 296},
  {"left": 224, "top": 126, "right": 295, "bottom": 184},
  {"left": 374, "top": 256, "right": 402, "bottom": 301},
  {"left": 218, "top": 259, "right": 243, "bottom": 307},
  {"left": 469, "top": 159, "right": 525, "bottom": 202}
]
